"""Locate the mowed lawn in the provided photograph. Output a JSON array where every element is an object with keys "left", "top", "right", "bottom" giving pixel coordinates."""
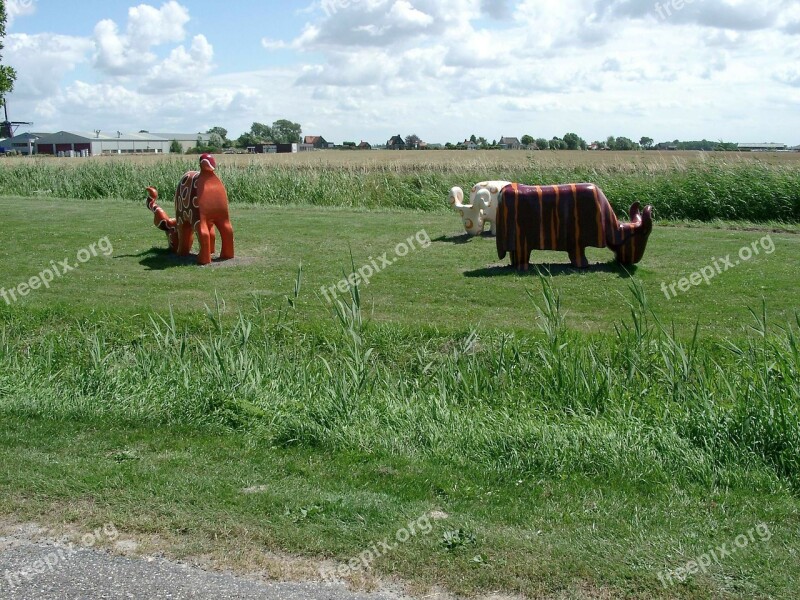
[{"left": 0, "top": 195, "right": 797, "bottom": 337}]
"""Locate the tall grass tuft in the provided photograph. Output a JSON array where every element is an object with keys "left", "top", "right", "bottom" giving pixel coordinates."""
[{"left": 0, "top": 272, "right": 798, "bottom": 490}]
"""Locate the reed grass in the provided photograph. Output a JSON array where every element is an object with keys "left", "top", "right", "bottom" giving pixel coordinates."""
[{"left": 1, "top": 154, "right": 798, "bottom": 221}]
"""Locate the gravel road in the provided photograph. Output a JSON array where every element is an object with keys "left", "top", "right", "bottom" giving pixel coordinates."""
[{"left": 0, "top": 532, "right": 407, "bottom": 600}]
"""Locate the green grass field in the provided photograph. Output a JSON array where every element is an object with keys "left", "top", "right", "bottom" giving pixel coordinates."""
[
  {"left": 2, "top": 196, "right": 798, "bottom": 335},
  {"left": 1, "top": 179, "right": 799, "bottom": 599}
]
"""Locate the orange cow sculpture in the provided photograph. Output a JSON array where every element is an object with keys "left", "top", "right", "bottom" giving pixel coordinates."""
[{"left": 146, "top": 153, "right": 234, "bottom": 265}]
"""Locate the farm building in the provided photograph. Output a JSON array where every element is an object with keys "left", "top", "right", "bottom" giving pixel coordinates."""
[
  {"left": 738, "top": 142, "right": 788, "bottom": 151},
  {"left": 386, "top": 135, "right": 405, "bottom": 150},
  {"left": 358, "top": 141, "right": 372, "bottom": 150},
  {"left": 0, "top": 132, "right": 45, "bottom": 155},
  {"left": 35, "top": 131, "right": 172, "bottom": 156},
  {"left": 498, "top": 136, "right": 522, "bottom": 150},
  {"left": 304, "top": 135, "right": 332, "bottom": 149},
  {"left": 151, "top": 132, "right": 212, "bottom": 152},
  {"left": 253, "top": 143, "right": 299, "bottom": 154}
]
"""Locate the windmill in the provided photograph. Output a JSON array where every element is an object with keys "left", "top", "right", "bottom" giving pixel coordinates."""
[{"left": 1, "top": 99, "right": 33, "bottom": 139}]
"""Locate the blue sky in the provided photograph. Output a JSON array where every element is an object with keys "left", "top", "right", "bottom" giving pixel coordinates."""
[{"left": 4, "top": 0, "right": 800, "bottom": 145}]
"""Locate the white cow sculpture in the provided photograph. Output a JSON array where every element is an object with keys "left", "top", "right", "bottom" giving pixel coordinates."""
[{"left": 449, "top": 180, "right": 512, "bottom": 237}]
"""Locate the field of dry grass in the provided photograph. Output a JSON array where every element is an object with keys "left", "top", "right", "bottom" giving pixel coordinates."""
[{"left": 4, "top": 149, "right": 800, "bottom": 170}]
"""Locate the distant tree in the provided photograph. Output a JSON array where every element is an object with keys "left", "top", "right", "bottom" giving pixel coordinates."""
[
  {"left": 591, "top": 140, "right": 605, "bottom": 149},
  {"left": 249, "top": 122, "right": 273, "bottom": 142},
  {"left": 169, "top": 139, "right": 183, "bottom": 154},
  {"left": 138, "top": 129, "right": 149, "bottom": 133},
  {"left": 405, "top": 133, "right": 422, "bottom": 148},
  {"left": 207, "top": 132, "right": 224, "bottom": 149},
  {"left": 188, "top": 133, "right": 222, "bottom": 154},
  {"left": 549, "top": 137, "right": 567, "bottom": 150},
  {"left": 0, "top": 1, "right": 16, "bottom": 109},
  {"left": 207, "top": 126, "right": 228, "bottom": 139},
  {"left": 469, "top": 134, "right": 477, "bottom": 143},
  {"left": 606, "top": 136, "right": 616, "bottom": 149},
  {"left": 563, "top": 132, "right": 586, "bottom": 151},
  {"left": 535, "top": 138, "right": 549, "bottom": 150},
  {"left": 207, "top": 126, "right": 231, "bottom": 147},
  {"left": 520, "top": 134, "right": 534, "bottom": 147},
  {"left": 235, "top": 132, "right": 259, "bottom": 149},
  {"left": 639, "top": 136, "right": 654, "bottom": 150},
  {"left": 445, "top": 142, "right": 455, "bottom": 149},
  {"left": 271, "top": 119, "right": 302, "bottom": 144},
  {"left": 613, "top": 136, "right": 636, "bottom": 151}
]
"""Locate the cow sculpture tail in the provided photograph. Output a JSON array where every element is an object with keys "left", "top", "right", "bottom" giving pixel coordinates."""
[{"left": 146, "top": 186, "right": 179, "bottom": 252}]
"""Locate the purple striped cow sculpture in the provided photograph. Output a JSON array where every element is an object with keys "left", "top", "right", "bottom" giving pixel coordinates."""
[{"left": 496, "top": 183, "right": 653, "bottom": 269}]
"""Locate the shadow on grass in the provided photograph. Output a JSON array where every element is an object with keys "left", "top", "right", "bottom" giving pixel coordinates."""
[
  {"left": 115, "top": 247, "right": 221, "bottom": 271},
  {"left": 434, "top": 231, "right": 496, "bottom": 245},
  {"left": 464, "top": 262, "right": 637, "bottom": 278}
]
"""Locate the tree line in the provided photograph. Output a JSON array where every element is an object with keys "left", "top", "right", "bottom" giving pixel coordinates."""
[{"left": 182, "top": 121, "right": 304, "bottom": 154}]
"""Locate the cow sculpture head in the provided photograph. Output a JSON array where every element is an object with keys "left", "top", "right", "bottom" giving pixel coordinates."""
[
  {"left": 199, "top": 153, "right": 217, "bottom": 172},
  {"left": 610, "top": 202, "right": 654, "bottom": 265}
]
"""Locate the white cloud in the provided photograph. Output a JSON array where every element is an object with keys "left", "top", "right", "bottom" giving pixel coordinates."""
[
  {"left": 774, "top": 67, "right": 800, "bottom": 88},
  {"left": 5, "top": 0, "right": 36, "bottom": 27},
  {"left": 5, "top": 33, "right": 93, "bottom": 98},
  {"left": 126, "top": 1, "right": 190, "bottom": 45},
  {"left": 146, "top": 35, "right": 214, "bottom": 90},
  {"left": 388, "top": 0, "right": 434, "bottom": 27},
  {"left": 93, "top": 18, "right": 154, "bottom": 75},
  {"left": 93, "top": 1, "right": 190, "bottom": 76}
]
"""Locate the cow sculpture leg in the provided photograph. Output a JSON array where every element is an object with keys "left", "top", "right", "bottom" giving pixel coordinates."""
[
  {"left": 217, "top": 220, "right": 234, "bottom": 260},
  {"left": 568, "top": 248, "right": 589, "bottom": 269},
  {"left": 176, "top": 220, "right": 195, "bottom": 257},
  {"left": 195, "top": 220, "right": 213, "bottom": 266}
]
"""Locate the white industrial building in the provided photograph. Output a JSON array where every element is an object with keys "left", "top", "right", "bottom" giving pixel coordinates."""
[
  {"left": 738, "top": 142, "right": 788, "bottom": 151},
  {"left": 35, "top": 131, "right": 173, "bottom": 156},
  {"left": 151, "top": 133, "right": 212, "bottom": 152}
]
